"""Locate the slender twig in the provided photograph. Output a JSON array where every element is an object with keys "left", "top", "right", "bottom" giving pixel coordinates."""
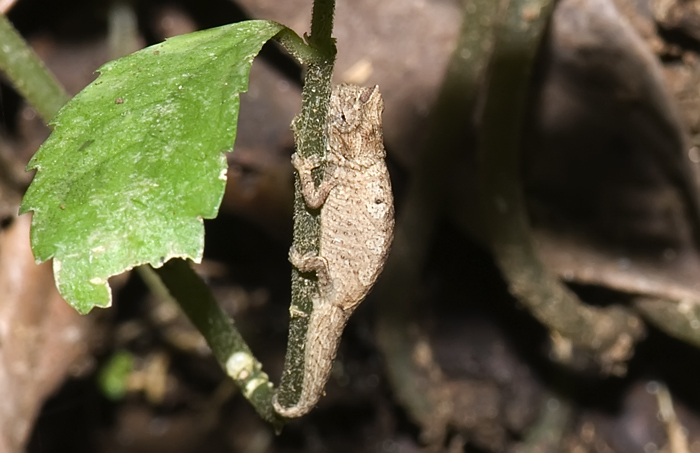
[
  {"left": 476, "top": 0, "right": 644, "bottom": 374},
  {"left": 275, "top": 28, "right": 321, "bottom": 65},
  {"left": 653, "top": 382, "right": 691, "bottom": 453},
  {"left": 153, "top": 259, "right": 284, "bottom": 428},
  {"left": 107, "top": 1, "right": 140, "bottom": 60},
  {"left": 0, "top": 13, "right": 69, "bottom": 123},
  {"left": 373, "top": 0, "right": 498, "bottom": 444},
  {"left": 635, "top": 297, "right": 700, "bottom": 349},
  {"left": 308, "top": 0, "right": 335, "bottom": 52}
]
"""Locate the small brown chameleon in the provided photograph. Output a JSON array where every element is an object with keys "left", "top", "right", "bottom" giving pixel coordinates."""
[{"left": 273, "top": 84, "right": 394, "bottom": 417}]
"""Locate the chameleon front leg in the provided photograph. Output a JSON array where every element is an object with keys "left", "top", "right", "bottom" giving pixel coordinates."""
[{"left": 292, "top": 152, "right": 336, "bottom": 209}]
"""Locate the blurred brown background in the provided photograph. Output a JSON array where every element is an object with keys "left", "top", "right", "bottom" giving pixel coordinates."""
[{"left": 4, "top": 0, "right": 700, "bottom": 451}]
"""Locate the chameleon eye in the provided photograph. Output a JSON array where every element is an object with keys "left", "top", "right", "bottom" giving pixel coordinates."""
[{"left": 359, "top": 86, "right": 374, "bottom": 103}]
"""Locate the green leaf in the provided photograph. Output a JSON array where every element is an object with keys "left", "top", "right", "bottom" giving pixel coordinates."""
[{"left": 20, "top": 20, "right": 285, "bottom": 314}]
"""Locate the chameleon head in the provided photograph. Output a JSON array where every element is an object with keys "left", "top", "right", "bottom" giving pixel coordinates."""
[{"left": 328, "top": 84, "right": 385, "bottom": 162}]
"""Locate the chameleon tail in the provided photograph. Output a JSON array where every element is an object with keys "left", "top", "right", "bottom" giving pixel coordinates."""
[{"left": 273, "top": 302, "right": 349, "bottom": 418}]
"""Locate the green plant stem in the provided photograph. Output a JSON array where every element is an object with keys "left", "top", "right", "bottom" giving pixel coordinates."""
[
  {"left": 275, "top": 27, "right": 320, "bottom": 65},
  {"left": 275, "top": 0, "right": 337, "bottom": 414},
  {"left": 308, "top": 0, "right": 335, "bottom": 51},
  {"left": 153, "top": 259, "right": 284, "bottom": 428},
  {"left": 0, "top": 13, "right": 69, "bottom": 123},
  {"left": 476, "top": 0, "right": 644, "bottom": 373}
]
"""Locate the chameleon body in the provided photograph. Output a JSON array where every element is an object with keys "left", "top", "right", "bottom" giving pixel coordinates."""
[{"left": 274, "top": 84, "right": 394, "bottom": 417}]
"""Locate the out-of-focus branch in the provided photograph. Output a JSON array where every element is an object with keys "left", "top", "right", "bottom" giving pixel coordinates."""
[
  {"left": 476, "top": 0, "right": 644, "bottom": 374},
  {"left": 0, "top": 13, "right": 69, "bottom": 123},
  {"left": 374, "top": 0, "right": 498, "bottom": 444}
]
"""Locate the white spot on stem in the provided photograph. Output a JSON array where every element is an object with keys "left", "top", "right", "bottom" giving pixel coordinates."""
[{"left": 226, "top": 352, "right": 254, "bottom": 381}]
